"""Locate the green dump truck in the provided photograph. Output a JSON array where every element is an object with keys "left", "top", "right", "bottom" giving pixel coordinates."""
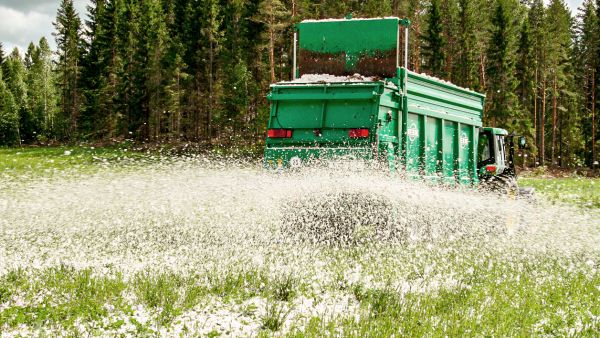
[{"left": 264, "top": 17, "right": 524, "bottom": 191}]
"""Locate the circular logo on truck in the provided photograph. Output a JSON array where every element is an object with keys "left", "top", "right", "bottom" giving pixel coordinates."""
[
  {"left": 460, "top": 132, "right": 469, "bottom": 149},
  {"left": 289, "top": 156, "right": 302, "bottom": 168},
  {"left": 407, "top": 123, "right": 419, "bottom": 142}
]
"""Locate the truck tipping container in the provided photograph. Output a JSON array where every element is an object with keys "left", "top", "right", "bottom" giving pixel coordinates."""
[{"left": 264, "top": 17, "right": 523, "bottom": 190}]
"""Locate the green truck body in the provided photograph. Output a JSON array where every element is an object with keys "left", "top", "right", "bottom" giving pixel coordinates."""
[{"left": 264, "top": 17, "right": 512, "bottom": 187}]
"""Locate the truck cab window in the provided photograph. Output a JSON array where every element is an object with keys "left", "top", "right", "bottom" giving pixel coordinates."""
[
  {"left": 478, "top": 133, "right": 491, "bottom": 163},
  {"left": 496, "top": 136, "right": 505, "bottom": 165}
]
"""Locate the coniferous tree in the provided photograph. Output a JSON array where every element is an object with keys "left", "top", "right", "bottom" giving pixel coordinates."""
[
  {"left": 454, "top": 0, "right": 479, "bottom": 89},
  {"left": 440, "top": 0, "right": 458, "bottom": 80},
  {"left": 578, "top": 0, "right": 598, "bottom": 166},
  {"left": 594, "top": 0, "right": 600, "bottom": 165},
  {"left": 546, "top": 0, "right": 573, "bottom": 165},
  {"left": 254, "top": 0, "right": 289, "bottom": 84},
  {"left": 528, "top": 0, "right": 548, "bottom": 165},
  {"left": 54, "top": 0, "right": 82, "bottom": 139},
  {"left": 0, "top": 60, "right": 19, "bottom": 145},
  {"left": 422, "top": 0, "right": 445, "bottom": 77},
  {"left": 485, "top": 0, "right": 519, "bottom": 129},
  {"left": 516, "top": 19, "right": 536, "bottom": 165}
]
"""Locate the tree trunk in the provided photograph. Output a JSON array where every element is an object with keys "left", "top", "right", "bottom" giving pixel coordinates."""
[
  {"left": 540, "top": 78, "right": 546, "bottom": 166},
  {"left": 533, "top": 66, "right": 537, "bottom": 162},
  {"left": 412, "top": 5, "right": 421, "bottom": 73},
  {"left": 208, "top": 39, "right": 214, "bottom": 141},
  {"left": 551, "top": 73, "right": 557, "bottom": 166},
  {"left": 269, "top": 26, "right": 276, "bottom": 83},
  {"left": 479, "top": 53, "right": 486, "bottom": 90},
  {"left": 593, "top": 69, "right": 597, "bottom": 165}
]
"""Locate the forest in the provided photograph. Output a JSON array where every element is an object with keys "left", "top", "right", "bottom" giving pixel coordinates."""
[{"left": 0, "top": 0, "right": 598, "bottom": 168}]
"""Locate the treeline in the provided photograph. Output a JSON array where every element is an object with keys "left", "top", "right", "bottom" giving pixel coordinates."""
[{"left": 0, "top": 0, "right": 599, "bottom": 167}]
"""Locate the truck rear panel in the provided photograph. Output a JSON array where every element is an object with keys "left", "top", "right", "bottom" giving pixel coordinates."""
[{"left": 264, "top": 81, "right": 385, "bottom": 167}]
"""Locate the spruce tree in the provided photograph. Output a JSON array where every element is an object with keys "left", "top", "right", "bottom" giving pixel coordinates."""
[
  {"left": 422, "top": 0, "right": 445, "bottom": 77},
  {"left": 485, "top": 0, "right": 519, "bottom": 129},
  {"left": 54, "top": 0, "right": 82, "bottom": 139},
  {"left": 546, "top": 0, "right": 573, "bottom": 165},
  {"left": 528, "top": 0, "right": 548, "bottom": 165},
  {"left": 515, "top": 19, "right": 536, "bottom": 165},
  {"left": 454, "top": 0, "right": 479, "bottom": 89}
]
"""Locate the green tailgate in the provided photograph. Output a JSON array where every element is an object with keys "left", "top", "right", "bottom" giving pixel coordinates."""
[
  {"left": 264, "top": 82, "right": 384, "bottom": 168},
  {"left": 297, "top": 18, "right": 399, "bottom": 77}
]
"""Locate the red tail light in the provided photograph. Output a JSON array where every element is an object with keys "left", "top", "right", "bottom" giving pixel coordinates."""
[
  {"left": 268, "top": 129, "right": 292, "bottom": 138},
  {"left": 485, "top": 165, "right": 497, "bottom": 173},
  {"left": 349, "top": 128, "right": 369, "bottom": 138}
]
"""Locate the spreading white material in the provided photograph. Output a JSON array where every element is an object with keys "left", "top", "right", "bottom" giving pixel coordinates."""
[
  {"left": 280, "top": 73, "right": 377, "bottom": 84},
  {"left": 277, "top": 72, "right": 478, "bottom": 93},
  {"left": 301, "top": 17, "right": 399, "bottom": 23},
  {"left": 412, "top": 70, "right": 479, "bottom": 94}
]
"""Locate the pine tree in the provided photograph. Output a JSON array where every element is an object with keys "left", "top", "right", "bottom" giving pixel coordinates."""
[
  {"left": 546, "top": 0, "right": 573, "bottom": 165},
  {"left": 515, "top": 19, "right": 536, "bottom": 165},
  {"left": 254, "top": 0, "right": 290, "bottom": 83},
  {"left": 143, "top": 0, "right": 169, "bottom": 140},
  {"left": 116, "top": 0, "right": 147, "bottom": 139},
  {"left": 594, "top": 0, "right": 600, "bottom": 165},
  {"left": 54, "top": 0, "right": 82, "bottom": 139},
  {"left": 422, "top": 0, "right": 445, "bottom": 77},
  {"left": 454, "top": 0, "right": 479, "bottom": 89},
  {"left": 440, "top": 0, "right": 458, "bottom": 80},
  {"left": 485, "top": 0, "right": 519, "bottom": 129},
  {"left": 79, "top": 0, "right": 105, "bottom": 136},
  {"left": 361, "top": 0, "right": 392, "bottom": 17},
  {"left": 528, "top": 0, "right": 548, "bottom": 165},
  {"left": 199, "top": 0, "right": 224, "bottom": 140},
  {"left": 408, "top": 0, "right": 422, "bottom": 72}
]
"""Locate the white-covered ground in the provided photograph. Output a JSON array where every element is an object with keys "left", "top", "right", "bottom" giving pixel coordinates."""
[{"left": 0, "top": 157, "right": 598, "bottom": 336}]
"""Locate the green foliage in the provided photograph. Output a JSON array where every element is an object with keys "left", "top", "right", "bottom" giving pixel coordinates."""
[
  {"left": 485, "top": 0, "right": 520, "bottom": 129},
  {"left": 0, "top": 266, "right": 126, "bottom": 330},
  {"left": 519, "top": 177, "right": 600, "bottom": 208},
  {"left": 0, "top": 0, "right": 596, "bottom": 168},
  {"left": 0, "top": 76, "right": 20, "bottom": 145},
  {"left": 260, "top": 301, "right": 290, "bottom": 331},
  {"left": 54, "top": 0, "right": 83, "bottom": 139},
  {"left": 422, "top": 0, "right": 446, "bottom": 77}
]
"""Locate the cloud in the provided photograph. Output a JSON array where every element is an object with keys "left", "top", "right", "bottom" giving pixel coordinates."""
[
  {"left": 0, "top": 6, "right": 53, "bottom": 53},
  {"left": 0, "top": 0, "right": 89, "bottom": 55}
]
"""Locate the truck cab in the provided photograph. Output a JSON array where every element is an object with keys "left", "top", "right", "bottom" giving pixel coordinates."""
[{"left": 478, "top": 127, "right": 509, "bottom": 177}]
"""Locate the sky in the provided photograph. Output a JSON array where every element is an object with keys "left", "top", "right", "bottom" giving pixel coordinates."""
[
  {"left": 0, "top": 0, "right": 89, "bottom": 54},
  {"left": 0, "top": 0, "right": 588, "bottom": 55}
]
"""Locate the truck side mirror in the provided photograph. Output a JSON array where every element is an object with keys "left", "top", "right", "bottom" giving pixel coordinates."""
[{"left": 518, "top": 136, "right": 526, "bottom": 149}]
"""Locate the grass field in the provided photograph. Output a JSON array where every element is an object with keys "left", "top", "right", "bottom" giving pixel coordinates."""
[
  {"left": 1, "top": 147, "right": 599, "bottom": 336},
  {"left": 519, "top": 177, "right": 600, "bottom": 209}
]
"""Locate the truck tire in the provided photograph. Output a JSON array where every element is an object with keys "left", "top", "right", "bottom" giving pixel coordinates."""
[{"left": 481, "top": 173, "right": 518, "bottom": 196}]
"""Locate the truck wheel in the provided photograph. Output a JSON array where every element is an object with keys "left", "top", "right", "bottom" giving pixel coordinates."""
[{"left": 482, "top": 173, "right": 518, "bottom": 196}]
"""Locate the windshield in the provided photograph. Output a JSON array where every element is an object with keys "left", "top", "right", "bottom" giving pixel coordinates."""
[{"left": 478, "top": 132, "right": 491, "bottom": 163}]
